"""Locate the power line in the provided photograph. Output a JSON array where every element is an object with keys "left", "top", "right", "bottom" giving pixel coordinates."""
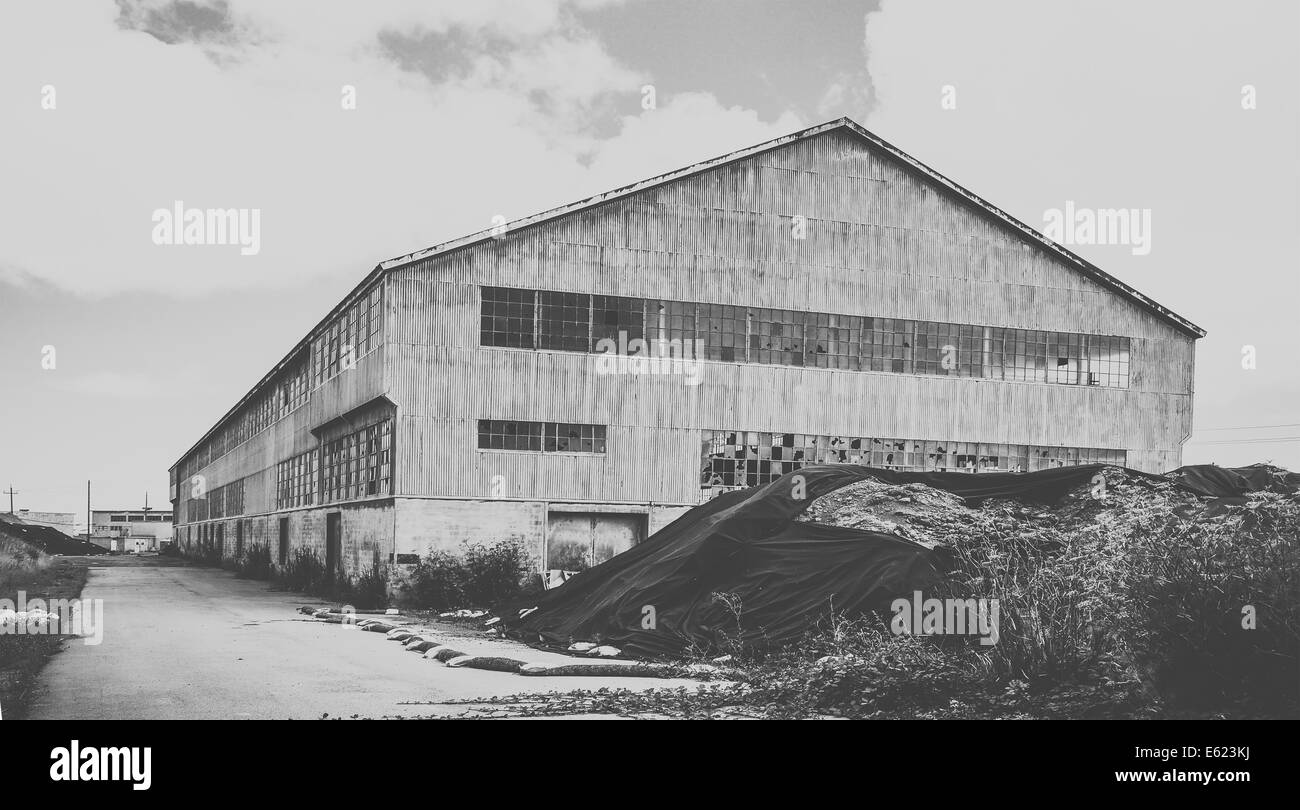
[
  {"left": 1194, "top": 423, "right": 1300, "bottom": 432},
  {"left": 1187, "top": 436, "right": 1300, "bottom": 446}
]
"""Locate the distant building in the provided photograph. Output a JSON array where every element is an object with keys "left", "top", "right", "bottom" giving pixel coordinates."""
[
  {"left": 88, "top": 509, "right": 174, "bottom": 553},
  {"left": 13, "top": 509, "right": 77, "bottom": 537}
]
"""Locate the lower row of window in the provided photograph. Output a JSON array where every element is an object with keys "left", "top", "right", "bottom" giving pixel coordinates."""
[
  {"left": 701, "top": 430, "right": 1126, "bottom": 488},
  {"left": 473, "top": 418, "right": 1126, "bottom": 488}
]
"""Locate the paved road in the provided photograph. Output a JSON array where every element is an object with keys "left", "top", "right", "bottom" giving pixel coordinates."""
[{"left": 27, "top": 556, "right": 696, "bottom": 719}]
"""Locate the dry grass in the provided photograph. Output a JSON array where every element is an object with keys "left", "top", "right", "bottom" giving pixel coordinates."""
[
  {"left": 0, "top": 536, "right": 50, "bottom": 594},
  {"left": 0, "top": 536, "right": 89, "bottom": 719}
]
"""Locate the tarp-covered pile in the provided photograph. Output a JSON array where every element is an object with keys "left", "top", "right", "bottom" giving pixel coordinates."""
[{"left": 495, "top": 463, "right": 1298, "bottom": 659}]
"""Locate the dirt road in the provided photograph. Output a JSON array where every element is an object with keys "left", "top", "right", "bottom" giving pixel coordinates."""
[{"left": 25, "top": 556, "right": 696, "bottom": 719}]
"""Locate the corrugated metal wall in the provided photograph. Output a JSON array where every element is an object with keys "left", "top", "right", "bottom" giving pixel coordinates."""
[{"left": 385, "top": 128, "right": 1195, "bottom": 500}]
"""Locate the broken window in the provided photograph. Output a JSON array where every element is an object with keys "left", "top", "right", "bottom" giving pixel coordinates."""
[
  {"left": 547, "top": 422, "right": 606, "bottom": 453},
  {"left": 751, "top": 310, "right": 807, "bottom": 365},
  {"left": 807, "top": 313, "right": 862, "bottom": 370},
  {"left": 593, "top": 294, "right": 645, "bottom": 348},
  {"left": 701, "top": 430, "right": 1125, "bottom": 491},
  {"left": 645, "top": 299, "right": 697, "bottom": 350},
  {"left": 477, "top": 420, "right": 606, "bottom": 454},
  {"left": 477, "top": 286, "right": 1132, "bottom": 390},
  {"left": 863, "top": 318, "right": 913, "bottom": 373},
  {"left": 698, "top": 302, "right": 746, "bottom": 362}
]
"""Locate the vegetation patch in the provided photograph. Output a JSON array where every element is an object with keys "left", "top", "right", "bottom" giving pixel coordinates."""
[
  {"left": 0, "top": 539, "right": 89, "bottom": 720},
  {"left": 432, "top": 483, "right": 1298, "bottom": 720},
  {"left": 271, "top": 547, "right": 389, "bottom": 610},
  {"left": 400, "top": 539, "right": 536, "bottom": 612}
]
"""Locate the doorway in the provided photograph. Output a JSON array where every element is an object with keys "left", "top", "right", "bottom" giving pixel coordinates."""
[
  {"left": 545, "top": 512, "right": 646, "bottom": 571},
  {"left": 325, "top": 513, "right": 341, "bottom": 580}
]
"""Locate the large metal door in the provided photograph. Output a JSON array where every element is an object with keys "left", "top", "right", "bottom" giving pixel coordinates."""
[{"left": 545, "top": 512, "right": 646, "bottom": 571}]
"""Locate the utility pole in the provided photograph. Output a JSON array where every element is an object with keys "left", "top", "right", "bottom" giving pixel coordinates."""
[
  {"left": 86, "top": 480, "right": 91, "bottom": 540},
  {"left": 3, "top": 485, "right": 17, "bottom": 514}
]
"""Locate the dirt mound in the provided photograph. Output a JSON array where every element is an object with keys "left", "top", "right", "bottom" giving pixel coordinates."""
[
  {"left": 796, "top": 480, "right": 971, "bottom": 545},
  {"left": 0, "top": 515, "right": 107, "bottom": 556},
  {"left": 799, "top": 465, "right": 1238, "bottom": 547}
]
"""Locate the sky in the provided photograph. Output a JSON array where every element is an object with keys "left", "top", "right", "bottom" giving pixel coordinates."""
[{"left": 0, "top": 0, "right": 1296, "bottom": 522}]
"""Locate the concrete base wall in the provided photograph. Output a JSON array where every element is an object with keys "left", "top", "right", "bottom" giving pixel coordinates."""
[
  {"left": 176, "top": 497, "right": 691, "bottom": 586},
  {"left": 393, "top": 497, "right": 693, "bottom": 574},
  {"left": 178, "top": 499, "right": 395, "bottom": 581}
]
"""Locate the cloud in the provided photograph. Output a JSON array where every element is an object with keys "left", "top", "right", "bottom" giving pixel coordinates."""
[{"left": 0, "top": 0, "right": 798, "bottom": 297}]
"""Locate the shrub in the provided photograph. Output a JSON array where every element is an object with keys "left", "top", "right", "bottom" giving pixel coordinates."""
[
  {"left": 0, "top": 536, "right": 48, "bottom": 597},
  {"left": 463, "top": 539, "right": 531, "bottom": 606},
  {"left": 277, "top": 547, "right": 329, "bottom": 595},
  {"left": 272, "top": 547, "right": 390, "bottom": 608},
  {"left": 236, "top": 544, "right": 273, "bottom": 580},
  {"left": 340, "top": 566, "right": 389, "bottom": 610},
  {"left": 401, "top": 539, "right": 532, "bottom": 611},
  {"left": 402, "top": 549, "right": 466, "bottom": 610}
]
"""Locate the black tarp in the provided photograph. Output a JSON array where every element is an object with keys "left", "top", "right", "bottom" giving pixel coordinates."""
[
  {"left": 1166, "top": 463, "right": 1300, "bottom": 497},
  {"left": 499, "top": 465, "right": 949, "bottom": 658},
  {"left": 496, "top": 462, "right": 1298, "bottom": 659}
]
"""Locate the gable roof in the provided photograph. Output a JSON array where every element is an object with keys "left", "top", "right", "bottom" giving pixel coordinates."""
[
  {"left": 383, "top": 116, "right": 1205, "bottom": 338},
  {"left": 171, "top": 117, "right": 1203, "bottom": 472}
]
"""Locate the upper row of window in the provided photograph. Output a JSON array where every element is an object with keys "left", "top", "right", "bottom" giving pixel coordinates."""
[
  {"left": 480, "top": 286, "right": 1131, "bottom": 388},
  {"left": 181, "top": 287, "right": 384, "bottom": 481}
]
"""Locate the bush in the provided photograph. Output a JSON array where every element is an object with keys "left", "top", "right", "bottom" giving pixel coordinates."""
[
  {"left": 277, "top": 547, "right": 329, "bottom": 595},
  {"left": 1117, "top": 493, "right": 1300, "bottom": 714},
  {"left": 917, "top": 488, "right": 1299, "bottom": 716},
  {"left": 0, "top": 536, "right": 48, "bottom": 596},
  {"left": 272, "top": 547, "right": 390, "bottom": 608},
  {"left": 236, "top": 544, "right": 273, "bottom": 580},
  {"left": 401, "top": 539, "right": 532, "bottom": 611},
  {"left": 402, "top": 549, "right": 466, "bottom": 610},
  {"left": 463, "top": 539, "right": 532, "bottom": 606},
  {"left": 340, "top": 566, "right": 389, "bottom": 610}
]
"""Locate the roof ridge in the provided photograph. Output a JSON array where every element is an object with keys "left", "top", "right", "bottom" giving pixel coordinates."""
[{"left": 379, "top": 116, "right": 1203, "bottom": 338}]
